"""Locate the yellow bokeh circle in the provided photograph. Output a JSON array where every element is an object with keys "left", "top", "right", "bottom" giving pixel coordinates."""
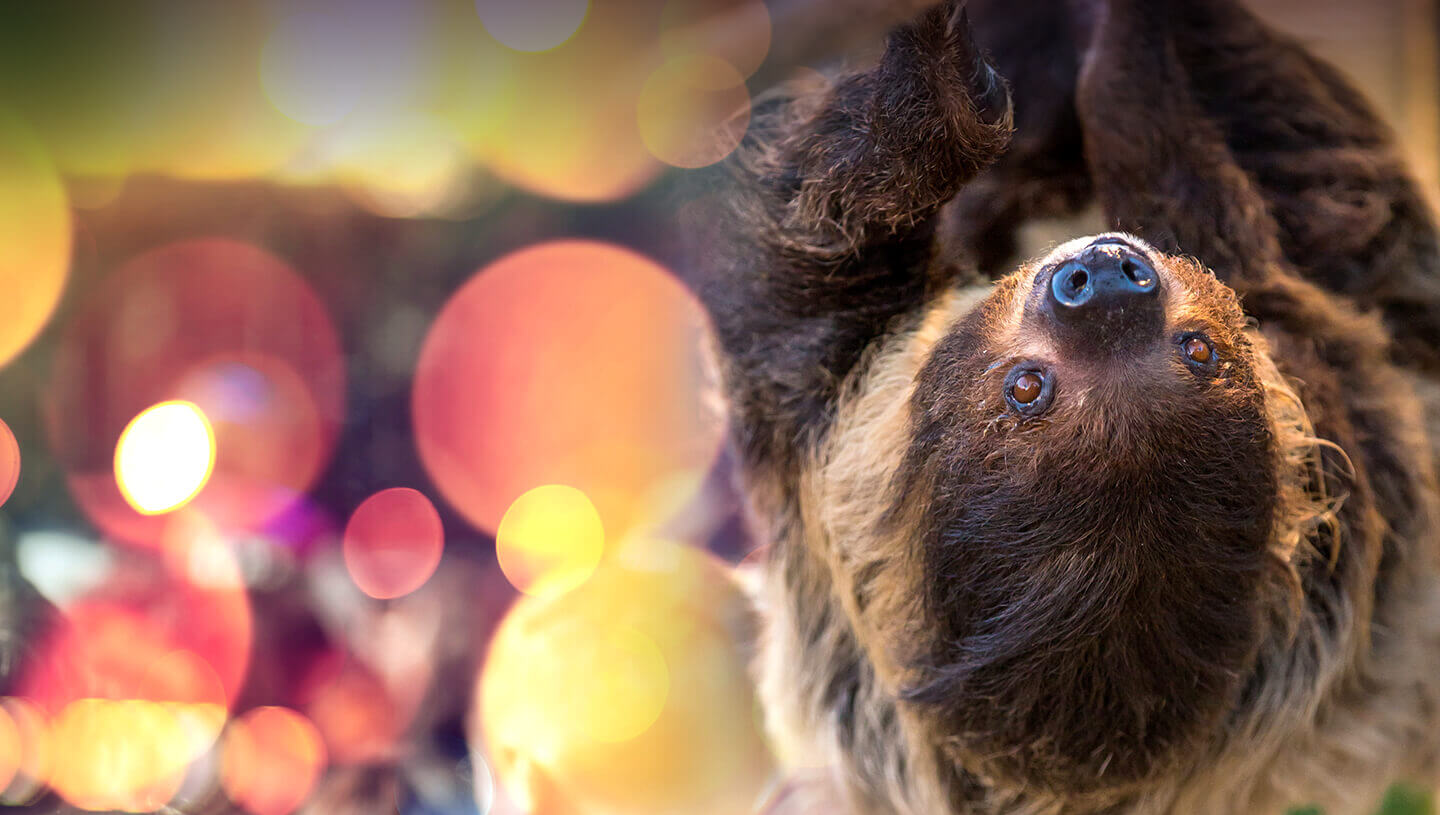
[
  {"left": 495, "top": 485, "right": 604, "bottom": 598},
  {"left": 477, "top": 547, "right": 777, "bottom": 815},
  {"left": 576, "top": 626, "right": 669, "bottom": 744},
  {"left": 0, "top": 110, "right": 71, "bottom": 371},
  {"left": 48, "top": 698, "right": 193, "bottom": 812},
  {"left": 114, "top": 401, "right": 217, "bottom": 516}
]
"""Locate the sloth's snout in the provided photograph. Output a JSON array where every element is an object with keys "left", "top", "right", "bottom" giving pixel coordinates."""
[
  {"left": 1050, "top": 238, "right": 1157, "bottom": 308},
  {"left": 1041, "top": 236, "right": 1163, "bottom": 355}
]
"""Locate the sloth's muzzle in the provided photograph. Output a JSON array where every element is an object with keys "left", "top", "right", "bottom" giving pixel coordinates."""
[{"left": 1040, "top": 236, "right": 1164, "bottom": 355}]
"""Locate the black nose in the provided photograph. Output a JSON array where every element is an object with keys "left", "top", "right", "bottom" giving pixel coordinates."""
[{"left": 1043, "top": 237, "right": 1163, "bottom": 352}]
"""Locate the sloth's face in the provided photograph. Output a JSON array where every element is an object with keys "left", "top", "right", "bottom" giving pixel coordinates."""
[{"left": 895, "top": 233, "right": 1281, "bottom": 793}]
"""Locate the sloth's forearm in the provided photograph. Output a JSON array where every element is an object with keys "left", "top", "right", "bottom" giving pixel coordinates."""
[
  {"left": 1072, "top": 0, "right": 1288, "bottom": 288},
  {"left": 1170, "top": 0, "right": 1440, "bottom": 373},
  {"left": 699, "top": 0, "right": 1011, "bottom": 472}
]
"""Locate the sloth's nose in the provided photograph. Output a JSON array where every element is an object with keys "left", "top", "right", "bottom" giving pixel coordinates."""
[{"left": 1043, "top": 237, "right": 1162, "bottom": 353}]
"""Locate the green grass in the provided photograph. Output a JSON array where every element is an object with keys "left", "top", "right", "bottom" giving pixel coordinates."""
[{"left": 1287, "top": 784, "right": 1433, "bottom": 815}]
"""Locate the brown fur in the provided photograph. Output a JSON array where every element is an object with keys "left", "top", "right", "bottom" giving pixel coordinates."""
[{"left": 694, "top": 1, "right": 1440, "bottom": 813}]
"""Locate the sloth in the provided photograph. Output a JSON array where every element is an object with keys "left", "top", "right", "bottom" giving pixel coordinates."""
[{"left": 693, "top": 0, "right": 1440, "bottom": 813}]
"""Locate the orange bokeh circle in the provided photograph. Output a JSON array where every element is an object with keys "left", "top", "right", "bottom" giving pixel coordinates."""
[
  {"left": 221, "top": 706, "right": 327, "bottom": 815},
  {"left": 413, "top": 240, "right": 722, "bottom": 540},
  {"left": 44, "top": 239, "right": 345, "bottom": 547},
  {"left": 0, "top": 419, "right": 17, "bottom": 509}
]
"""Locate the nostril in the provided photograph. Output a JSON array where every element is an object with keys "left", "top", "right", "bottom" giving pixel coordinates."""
[
  {"left": 1051, "top": 261, "right": 1093, "bottom": 306},
  {"left": 1041, "top": 240, "right": 1164, "bottom": 350},
  {"left": 1120, "top": 257, "right": 1153, "bottom": 287}
]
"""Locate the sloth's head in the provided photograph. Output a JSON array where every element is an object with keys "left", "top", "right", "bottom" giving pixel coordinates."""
[{"left": 887, "top": 233, "right": 1291, "bottom": 794}]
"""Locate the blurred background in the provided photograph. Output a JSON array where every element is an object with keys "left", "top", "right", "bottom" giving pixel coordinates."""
[{"left": 0, "top": 1, "right": 1433, "bottom": 814}]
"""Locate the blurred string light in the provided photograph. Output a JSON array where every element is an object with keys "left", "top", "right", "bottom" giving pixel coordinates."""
[
  {"left": 475, "top": 0, "right": 589, "bottom": 52},
  {"left": 495, "top": 485, "right": 604, "bottom": 598},
  {"left": 0, "top": 419, "right": 17, "bottom": 508},
  {"left": 343, "top": 487, "right": 445, "bottom": 600},
  {"left": 221, "top": 706, "right": 327, "bottom": 815},
  {"left": 0, "top": 110, "right": 70, "bottom": 371},
  {"left": 45, "top": 238, "right": 345, "bottom": 548},
  {"left": 478, "top": 542, "right": 775, "bottom": 815},
  {"left": 413, "top": 240, "right": 723, "bottom": 546},
  {"left": 114, "top": 401, "right": 216, "bottom": 516}
]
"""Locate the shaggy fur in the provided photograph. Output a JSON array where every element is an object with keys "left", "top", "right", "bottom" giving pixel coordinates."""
[{"left": 694, "top": 1, "right": 1440, "bottom": 813}]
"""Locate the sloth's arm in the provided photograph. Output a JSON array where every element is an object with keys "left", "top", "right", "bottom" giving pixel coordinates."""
[
  {"left": 942, "top": 0, "right": 1092, "bottom": 274},
  {"left": 1068, "top": 0, "right": 1290, "bottom": 288},
  {"left": 699, "top": 0, "right": 1012, "bottom": 473},
  {"left": 1071, "top": 0, "right": 1440, "bottom": 367},
  {"left": 1166, "top": 0, "right": 1440, "bottom": 372}
]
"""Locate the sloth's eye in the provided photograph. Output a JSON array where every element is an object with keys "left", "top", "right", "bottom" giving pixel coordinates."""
[
  {"left": 1004, "top": 364, "right": 1054, "bottom": 416},
  {"left": 1183, "top": 337, "right": 1213, "bottom": 364},
  {"left": 1179, "top": 334, "right": 1218, "bottom": 372},
  {"left": 1011, "top": 373, "right": 1043, "bottom": 404}
]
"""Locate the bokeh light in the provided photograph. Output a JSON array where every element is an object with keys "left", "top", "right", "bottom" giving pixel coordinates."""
[
  {"left": 16, "top": 540, "right": 254, "bottom": 751},
  {"left": 300, "top": 657, "right": 406, "bottom": 765},
  {"left": 659, "top": 0, "right": 772, "bottom": 78},
  {"left": 638, "top": 54, "right": 751, "bottom": 168},
  {"left": 343, "top": 487, "right": 444, "bottom": 600},
  {"left": 466, "top": 2, "right": 662, "bottom": 203},
  {"left": 0, "top": 109, "right": 70, "bottom": 370},
  {"left": 496, "top": 485, "right": 604, "bottom": 598},
  {"left": 0, "top": 704, "right": 19, "bottom": 796},
  {"left": 221, "top": 706, "right": 327, "bottom": 815},
  {"left": 48, "top": 698, "right": 194, "bottom": 812},
  {"left": 0, "top": 697, "right": 50, "bottom": 805},
  {"left": 475, "top": 0, "right": 589, "bottom": 53},
  {"left": 130, "top": 4, "right": 310, "bottom": 181},
  {"left": 46, "top": 238, "right": 345, "bottom": 547},
  {"left": 478, "top": 93, "right": 660, "bottom": 203},
  {"left": 30, "top": 595, "right": 241, "bottom": 812},
  {"left": 479, "top": 543, "right": 775, "bottom": 815},
  {"left": 413, "top": 241, "right": 722, "bottom": 543},
  {"left": 259, "top": 1, "right": 429, "bottom": 127},
  {"left": 0, "top": 418, "right": 17, "bottom": 509},
  {"left": 0, "top": 4, "right": 308, "bottom": 181},
  {"left": 114, "top": 401, "right": 216, "bottom": 515},
  {"left": 0, "top": 2, "right": 958, "bottom": 811},
  {"left": 320, "top": 114, "right": 474, "bottom": 219}
]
